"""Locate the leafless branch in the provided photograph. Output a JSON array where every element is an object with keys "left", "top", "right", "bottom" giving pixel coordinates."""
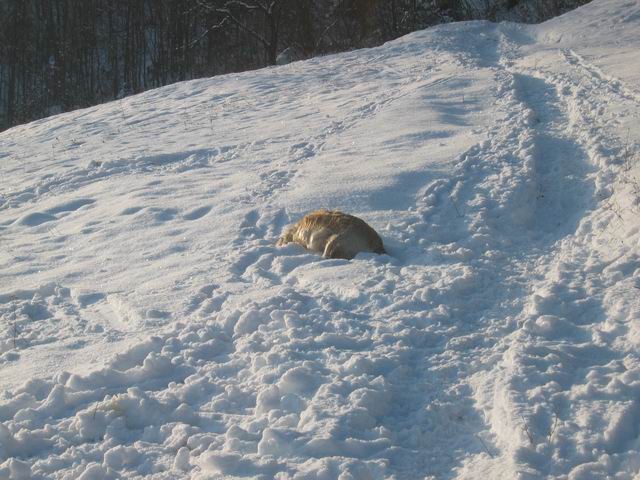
[
  {"left": 216, "top": 7, "right": 270, "bottom": 48},
  {"left": 315, "top": 19, "right": 338, "bottom": 49},
  {"left": 475, "top": 434, "right": 495, "bottom": 458},
  {"left": 547, "top": 413, "right": 559, "bottom": 442},
  {"left": 186, "top": 17, "right": 230, "bottom": 51},
  {"left": 521, "top": 416, "right": 535, "bottom": 446}
]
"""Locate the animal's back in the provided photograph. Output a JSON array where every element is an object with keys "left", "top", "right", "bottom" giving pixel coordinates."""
[{"left": 277, "top": 210, "right": 385, "bottom": 259}]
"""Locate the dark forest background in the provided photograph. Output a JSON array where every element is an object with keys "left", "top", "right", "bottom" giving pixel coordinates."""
[{"left": 0, "top": 0, "right": 590, "bottom": 132}]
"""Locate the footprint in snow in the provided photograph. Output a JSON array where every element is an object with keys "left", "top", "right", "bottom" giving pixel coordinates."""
[{"left": 183, "top": 205, "right": 212, "bottom": 221}]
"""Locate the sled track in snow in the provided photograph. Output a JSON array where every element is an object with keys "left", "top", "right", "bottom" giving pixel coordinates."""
[
  {"left": 468, "top": 26, "right": 640, "bottom": 478},
  {"left": 562, "top": 48, "right": 640, "bottom": 105}
]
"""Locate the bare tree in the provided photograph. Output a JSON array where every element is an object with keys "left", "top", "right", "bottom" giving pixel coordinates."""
[{"left": 196, "top": 0, "right": 282, "bottom": 65}]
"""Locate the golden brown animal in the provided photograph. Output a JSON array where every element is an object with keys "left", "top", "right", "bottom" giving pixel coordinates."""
[{"left": 277, "top": 210, "right": 386, "bottom": 260}]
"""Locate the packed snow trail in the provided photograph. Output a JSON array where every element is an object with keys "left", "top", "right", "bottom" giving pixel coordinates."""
[{"left": 2, "top": 1, "right": 640, "bottom": 478}]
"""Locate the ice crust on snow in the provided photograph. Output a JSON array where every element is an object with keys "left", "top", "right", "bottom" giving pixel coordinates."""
[{"left": 2, "top": 0, "right": 640, "bottom": 478}]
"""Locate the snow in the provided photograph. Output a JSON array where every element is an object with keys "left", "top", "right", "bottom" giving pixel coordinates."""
[{"left": 1, "top": 0, "right": 640, "bottom": 478}]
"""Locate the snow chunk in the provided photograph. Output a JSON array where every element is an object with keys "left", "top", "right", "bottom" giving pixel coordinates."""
[
  {"left": 234, "top": 309, "right": 266, "bottom": 335},
  {"left": 277, "top": 366, "right": 317, "bottom": 395},
  {"left": 0, "top": 459, "right": 32, "bottom": 480},
  {"left": 103, "top": 445, "right": 140, "bottom": 470},
  {"left": 173, "top": 446, "right": 191, "bottom": 471},
  {"left": 77, "top": 463, "right": 108, "bottom": 480},
  {"left": 255, "top": 385, "right": 281, "bottom": 415},
  {"left": 348, "top": 385, "right": 391, "bottom": 419},
  {"left": 523, "top": 315, "right": 583, "bottom": 338}
]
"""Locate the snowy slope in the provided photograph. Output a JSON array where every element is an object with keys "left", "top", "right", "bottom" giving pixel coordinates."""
[{"left": 1, "top": 0, "right": 640, "bottom": 478}]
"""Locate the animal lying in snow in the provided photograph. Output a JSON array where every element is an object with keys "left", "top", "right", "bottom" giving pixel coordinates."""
[{"left": 277, "top": 209, "right": 386, "bottom": 260}]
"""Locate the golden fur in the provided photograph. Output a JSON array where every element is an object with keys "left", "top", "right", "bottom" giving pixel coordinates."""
[{"left": 277, "top": 210, "right": 386, "bottom": 260}]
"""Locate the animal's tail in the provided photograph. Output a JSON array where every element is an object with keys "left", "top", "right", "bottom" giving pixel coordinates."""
[{"left": 277, "top": 226, "right": 295, "bottom": 246}]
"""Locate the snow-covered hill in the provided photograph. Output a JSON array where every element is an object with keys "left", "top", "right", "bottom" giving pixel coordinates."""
[{"left": 1, "top": 0, "right": 640, "bottom": 478}]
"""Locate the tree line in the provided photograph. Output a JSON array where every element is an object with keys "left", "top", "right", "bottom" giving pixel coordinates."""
[{"left": 0, "top": 0, "right": 589, "bottom": 132}]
